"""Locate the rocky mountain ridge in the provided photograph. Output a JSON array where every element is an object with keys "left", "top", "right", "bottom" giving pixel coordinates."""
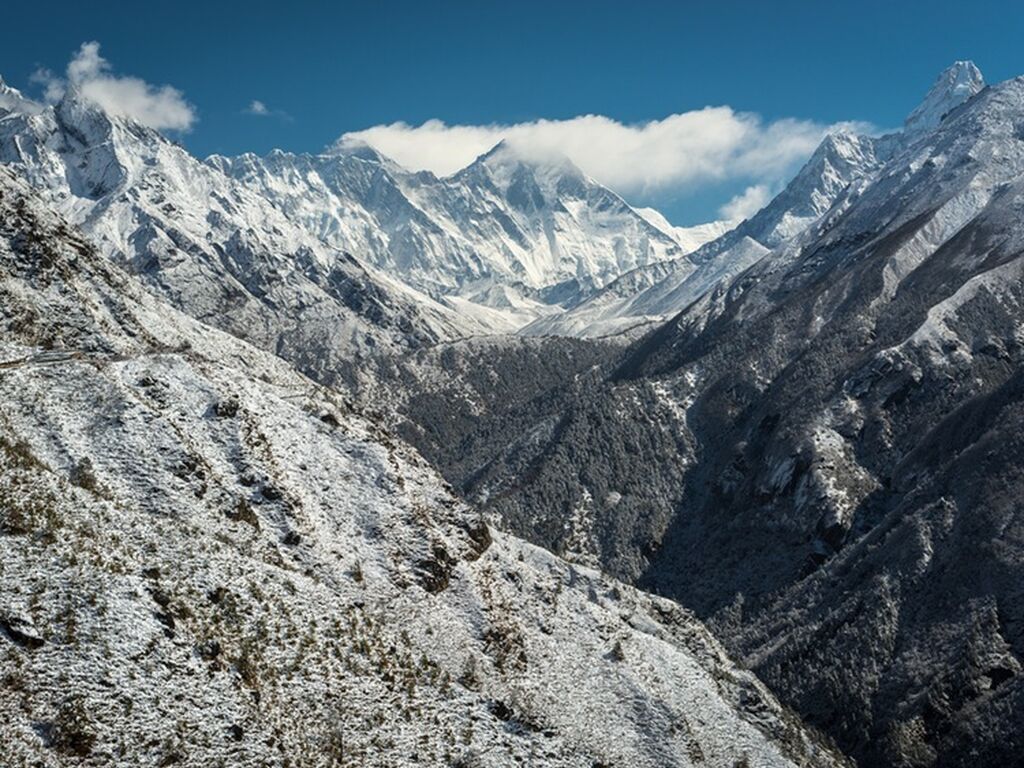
[
  {"left": 0, "top": 79, "right": 490, "bottom": 384},
  {"left": 527, "top": 62, "right": 988, "bottom": 337}
]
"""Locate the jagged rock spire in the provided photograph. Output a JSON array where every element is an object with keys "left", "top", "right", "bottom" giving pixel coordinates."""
[{"left": 905, "top": 60, "right": 985, "bottom": 133}]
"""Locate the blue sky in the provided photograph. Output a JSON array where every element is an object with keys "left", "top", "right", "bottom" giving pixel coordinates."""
[{"left": 2, "top": 0, "right": 1022, "bottom": 224}]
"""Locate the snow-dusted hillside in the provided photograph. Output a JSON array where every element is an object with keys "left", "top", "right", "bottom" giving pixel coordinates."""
[
  {"left": 418, "top": 61, "right": 1024, "bottom": 768},
  {"left": 0, "top": 162, "right": 846, "bottom": 765}
]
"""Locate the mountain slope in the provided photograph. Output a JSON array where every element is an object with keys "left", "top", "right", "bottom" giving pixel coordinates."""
[
  {"left": 522, "top": 235, "right": 771, "bottom": 338},
  {"left": 634, "top": 207, "right": 735, "bottom": 254},
  {"left": 528, "top": 129, "right": 893, "bottom": 337},
  {"left": 614, "top": 70, "right": 1024, "bottom": 767},
  {"left": 531, "top": 62, "right": 988, "bottom": 339},
  {"left": 0, "top": 163, "right": 846, "bottom": 765}
]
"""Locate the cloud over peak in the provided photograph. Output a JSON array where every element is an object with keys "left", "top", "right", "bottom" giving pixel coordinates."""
[
  {"left": 718, "top": 184, "right": 774, "bottom": 221},
  {"left": 35, "top": 42, "right": 196, "bottom": 131},
  {"left": 337, "top": 111, "right": 872, "bottom": 207}
]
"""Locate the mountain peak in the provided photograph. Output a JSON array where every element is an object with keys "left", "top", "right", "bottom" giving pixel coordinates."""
[
  {"left": 480, "top": 138, "right": 511, "bottom": 157},
  {"left": 905, "top": 60, "right": 985, "bottom": 134},
  {"left": 0, "top": 75, "right": 44, "bottom": 116},
  {"left": 944, "top": 59, "right": 984, "bottom": 84},
  {"left": 472, "top": 139, "right": 524, "bottom": 171},
  {"left": 813, "top": 129, "right": 863, "bottom": 160},
  {"left": 465, "top": 139, "right": 586, "bottom": 194},
  {"left": 54, "top": 83, "right": 119, "bottom": 143},
  {"left": 328, "top": 138, "right": 386, "bottom": 162},
  {"left": 0, "top": 74, "right": 19, "bottom": 97}
]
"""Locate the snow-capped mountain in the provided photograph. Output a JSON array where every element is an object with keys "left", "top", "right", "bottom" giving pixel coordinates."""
[
  {"left": 904, "top": 60, "right": 985, "bottom": 134},
  {"left": 0, "top": 80, "right": 487, "bottom": 384},
  {"left": 0, "top": 71, "right": 737, "bottom": 343},
  {"left": 522, "top": 130, "right": 893, "bottom": 336},
  {"left": 0, "top": 163, "right": 846, "bottom": 767},
  {"left": 211, "top": 139, "right": 725, "bottom": 327},
  {"left": 527, "top": 62, "right": 987, "bottom": 338}
]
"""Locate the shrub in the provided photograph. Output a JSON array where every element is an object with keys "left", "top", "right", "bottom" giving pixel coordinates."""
[
  {"left": 51, "top": 696, "right": 96, "bottom": 757},
  {"left": 69, "top": 457, "right": 105, "bottom": 497}
]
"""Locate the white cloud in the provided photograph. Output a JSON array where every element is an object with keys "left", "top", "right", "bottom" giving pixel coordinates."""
[
  {"left": 29, "top": 68, "right": 65, "bottom": 103},
  {"left": 337, "top": 111, "right": 871, "bottom": 202},
  {"left": 244, "top": 99, "right": 292, "bottom": 121},
  {"left": 36, "top": 42, "right": 195, "bottom": 131},
  {"left": 719, "top": 184, "right": 774, "bottom": 221}
]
